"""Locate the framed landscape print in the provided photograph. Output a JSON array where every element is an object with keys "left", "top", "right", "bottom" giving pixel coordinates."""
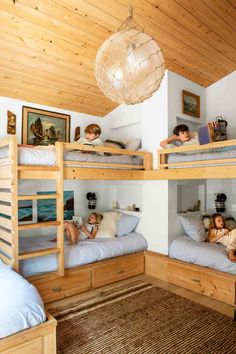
[
  {"left": 182, "top": 90, "right": 200, "bottom": 118},
  {"left": 22, "top": 106, "right": 70, "bottom": 145}
]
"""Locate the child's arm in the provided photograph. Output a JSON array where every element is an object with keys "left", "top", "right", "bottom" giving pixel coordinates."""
[
  {"left": 208, "top": 228, "right": 229, "bottom": 243},
  {"left": 160, "top": 135, "right": 179, "bottom": 148},
  {"left": 80, "top": 224, "right": 98, "bottom": 239}
]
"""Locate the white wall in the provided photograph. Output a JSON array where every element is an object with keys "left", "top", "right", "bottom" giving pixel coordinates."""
[
  {"left": 0, "top": 96, "right": 103, "bottom": 142},
  {"left": 206, "top": 71, "right": 236, "bottom": 216},
  {"left": 206, "top": 71, "right": 236, "bottom": 139}
]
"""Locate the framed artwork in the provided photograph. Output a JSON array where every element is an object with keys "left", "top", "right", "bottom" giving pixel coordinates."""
[
  {"left": 7, "top": 111, "right": 16, "bottom": 134},
  {"left": 182, "top": 90, "right": 200, "bottom": 118},
  {"left": 18, "top": 200, "right": 33, "bottom": 222},
  {"left": 37, "top": 191, "right": 74, "bottom": 222},
  {"left": 22, "top": 106, "right": 70, "bottom": 145}
]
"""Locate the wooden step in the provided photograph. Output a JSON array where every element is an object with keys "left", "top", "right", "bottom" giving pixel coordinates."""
[
  {"left": 19, "top": 247, "right": 60, "bottom": 260},
  {"left": 18, "top": 221, "right": 60, "bottom": 230},
  {"left": 18, "top": 194, "right": 58, "bottom": 200}
]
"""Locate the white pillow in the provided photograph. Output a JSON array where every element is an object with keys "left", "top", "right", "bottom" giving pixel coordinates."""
[
  {"left": 126, "top": 139, "right": 141, "bottom": 151},
  {"left": 96, "top": 211, "right": 119, "bottom": 238}
]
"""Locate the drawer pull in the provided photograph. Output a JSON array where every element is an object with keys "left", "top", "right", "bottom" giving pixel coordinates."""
[
  {"left": 118, "top": 270, "right": 125, "bottom": 274},
  {"left": 52, "top": 286, "right": 62, "bottom": 292}
]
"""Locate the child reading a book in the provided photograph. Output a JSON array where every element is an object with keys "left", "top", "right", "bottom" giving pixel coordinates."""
[
  {"left": 64, "top": 212, "right": 103, "bottom": 245},
  {"left": 78, "top": 124, "right": 103, "bottom": 147}
]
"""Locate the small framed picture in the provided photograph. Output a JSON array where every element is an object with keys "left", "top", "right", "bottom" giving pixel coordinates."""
[
  {"left": 182, "top": 90, "right": 200, "bottom": 118},
  {"left": 22, "top": 106, "right": 70, "bottom": 145},
  {"left": 7, "top": 111, "right": 16, "bottom": 134}
]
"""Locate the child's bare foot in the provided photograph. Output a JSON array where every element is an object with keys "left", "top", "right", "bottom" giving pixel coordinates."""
[
  {"left": 228, "top": 250, "right": 236, "bottom": 262},
  {"left": 50, "top": 237, "right": 57, "bottom": 242},
  {"left": 67, "top": 241, "right": 78, "bottom": 246}
]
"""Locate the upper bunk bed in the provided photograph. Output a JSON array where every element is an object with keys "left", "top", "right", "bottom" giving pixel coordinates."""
[
  {"left": 0, "top": 135, "right": 152, "bottom": 181},
  {"left": 145, "top": 139, "right": 236, "bottom": 180}
]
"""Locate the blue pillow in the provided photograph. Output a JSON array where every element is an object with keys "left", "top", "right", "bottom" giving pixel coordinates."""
[{"left": 117, "top": 213, "right": 140, "bottom": 237}]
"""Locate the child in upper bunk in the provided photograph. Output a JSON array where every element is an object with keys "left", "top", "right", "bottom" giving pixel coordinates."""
[
  {"left": 160, "top": 124, "right": 199, "bottom": 149},
  {"left": 208, "top": 213, "right": 236, "bottom": 262},
  {"left": 77, "top": 124, "right": 103, "bottom": 147},
  {"left": 64, "top": 212, "right": 103, "bottom": 245}
]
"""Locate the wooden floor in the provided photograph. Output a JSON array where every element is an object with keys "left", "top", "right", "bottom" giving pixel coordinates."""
[{"left": 46, "top": 274, "right": 235, "bottom": 318}]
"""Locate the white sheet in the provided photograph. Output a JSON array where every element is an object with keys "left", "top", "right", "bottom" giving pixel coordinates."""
[
  {"left": 19, "top": 232, "right": 148, "bottom": 277},
  {"left": 169, "top": 235, "right": 236, "bottom": 275},
  {"left": 0, "top": 260, "right": 46, "bottom": 339}
]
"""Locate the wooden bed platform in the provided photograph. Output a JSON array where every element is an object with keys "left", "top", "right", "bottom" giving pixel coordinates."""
[
  {"left": 145, "top": 251, "right": 236, "bottom": 306},
  {"left": 0, "top": 313, "right": 56, "bottom": 354},
  {"left": 29, "top": 252, "right": 145, "bottom": 304},
  {"left": 146, "top": 139, "right": 236, "bottom": 180}
]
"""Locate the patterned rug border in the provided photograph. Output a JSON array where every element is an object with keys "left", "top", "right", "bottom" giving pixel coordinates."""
[{"left": 51, "top": 280, "right": 153, "bottom": 321}]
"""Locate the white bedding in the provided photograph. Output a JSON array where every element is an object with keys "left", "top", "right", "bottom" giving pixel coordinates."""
[
  {"left": 19, "top": 232, "right": 147, "bottom": 277},
  {"left": 169, "top": 235, "right": 236, "bottom": 275},
  {"left": 0, "top": 259, "right": 46, "bottom": 339},
  {"left": 0, "top": 146, "right": 143, "bottom": 167}
]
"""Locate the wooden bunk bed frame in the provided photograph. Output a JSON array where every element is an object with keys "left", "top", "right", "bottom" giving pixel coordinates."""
[
  {"left": 145, "top": 251, "right": 236, "bottom": 306},
  {"left": 0, "top": 313, "right": 56, "bottom": 354},
  {"left": 144, "top": 139, "right": 236, "bottom": 180},
  {"left": 0, "top": 135, "right": 151, "bottom": 302}
]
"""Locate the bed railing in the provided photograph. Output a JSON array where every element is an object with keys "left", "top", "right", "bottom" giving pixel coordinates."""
[
  {"left": 58, "top": 142, "right": 153, "bottom": 171},
  {"left": 158, "top": 139, "right": 236, "bottom": 169}
]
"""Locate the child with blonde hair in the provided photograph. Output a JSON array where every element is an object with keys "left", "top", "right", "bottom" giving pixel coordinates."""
[
  {"left": 64, "top": 212, "right": 103, "bottom": 245},
  {"left": 208, "top": 213, "right": 236, "bottom": 262}
]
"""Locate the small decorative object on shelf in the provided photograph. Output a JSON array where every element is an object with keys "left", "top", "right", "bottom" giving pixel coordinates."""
[
  {"left": 112, "top": 200, "right": 116, "bottom": 209},
  {"left": 115, "top": 200, "right": 120, "bottom": 209}
]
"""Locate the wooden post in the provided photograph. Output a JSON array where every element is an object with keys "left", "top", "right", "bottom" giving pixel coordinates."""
[
  {"left": 55, "top": 142, "right": 64, "bottom": 276},
  {"left": 143, "top": 152, "right": 153, "bottom": 170}
]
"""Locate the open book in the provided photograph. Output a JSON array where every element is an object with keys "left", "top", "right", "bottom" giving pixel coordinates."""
[{"left": 72, "top": 216, "right": 83, "bottom": 227}]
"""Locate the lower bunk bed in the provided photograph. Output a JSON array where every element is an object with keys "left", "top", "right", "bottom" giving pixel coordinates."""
[
  {"left": 145, "top": 239, "right": 236, "bottom": 306},
  {"left": 20, "top": 232, "right": 147, "bottom": 303},
  {"left": 0, "top": 259, "right": 56, "bottom": 354}
]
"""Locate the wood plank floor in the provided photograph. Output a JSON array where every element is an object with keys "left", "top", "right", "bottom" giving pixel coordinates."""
[{"left": 46, "top": 274, "right": 235, "bottom": 318}]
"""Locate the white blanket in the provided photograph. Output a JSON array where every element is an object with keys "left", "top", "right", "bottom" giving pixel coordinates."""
[{"left": 0, "top": 260, "right": 46, "bottom": 338}]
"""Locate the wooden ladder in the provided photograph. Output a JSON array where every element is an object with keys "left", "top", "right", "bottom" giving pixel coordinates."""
[{"left": 0, "top": 137, "right": 65, "bottom": 276}]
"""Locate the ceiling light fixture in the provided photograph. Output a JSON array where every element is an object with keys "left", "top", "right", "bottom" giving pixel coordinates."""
[{"left": 95, "top": 6, "right": 165, "bottom": 105}]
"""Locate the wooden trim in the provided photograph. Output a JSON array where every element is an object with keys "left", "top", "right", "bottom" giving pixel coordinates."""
[
  {"left": 0, "top": 239, "right": 12, "bottom": 257},
  {"left": 0, "top": 157, "right": 11, "bottom": 166},
  {"left": 0, "top": 252, "right": 11, "bottom": 265},
  {"left": 0, "top": 204, "right": 12, "bottom": 217},
  {"left": 0, "top": 192, "right": 12, "bottom": 203},
  {"left": 0, "top": 216, "right": 12, "bottom": 230},
  {"left": 0, "top": 228, "right": 12, "bottom": 243},
  {"left": 19, "top": 247, "right": 60, "bottom": 260},
  {"left": 18, "top": 194, "right": 58, "bottom": 200},
  {"left": 0, "top": 179, "right": 12, "bottom": 189},
  {"left": 18, "top": 221, "right": 60, "bottom": 230},
  {"left": 64, "top": 160, "right": 145, "bottom": 169},
  {"left": 145, "top": 251, "right": 236, "bottom": 306},
  {"left": 0, "top": 313, "right": 57, "bottom": 354},
  {"left": 0, "top": 165, "right": 12, "bottom": 179},
  {"left": 64, "top": 167, "right": 145, "bottom": 180}
]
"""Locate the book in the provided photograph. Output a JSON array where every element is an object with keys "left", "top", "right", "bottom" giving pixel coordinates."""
[{"left": 72, "top": 216, "right": 83, "bottom": 227}]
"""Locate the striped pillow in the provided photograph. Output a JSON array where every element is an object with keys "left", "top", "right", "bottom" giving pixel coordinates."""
[{"left": 104, "top": 139, "right": 126, "bottom": 149}]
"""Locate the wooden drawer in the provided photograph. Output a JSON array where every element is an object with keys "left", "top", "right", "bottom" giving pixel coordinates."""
[
  {"left": 32, "top": 268, "right": 90, "bottom": 303},
  {"left": 92, "top": 252, "right": 145, "bottom": 288}
]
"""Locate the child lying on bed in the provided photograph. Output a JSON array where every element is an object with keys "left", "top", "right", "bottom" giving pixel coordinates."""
[
  {"left": 51, "top": 212, "right": 103, "bottom": 245},
  {"left": 77, "top": 124, "right": 103, "bottom": 147},
  {"left": 160, "top": 124, "right": 199, "bottom": 149},
  {"left": 208, "top": 213, "right": 236, "bottom": 262}
]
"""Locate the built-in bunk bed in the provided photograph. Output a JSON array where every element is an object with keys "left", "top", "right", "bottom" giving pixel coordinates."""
[
  {"left": 0, "top": 135, "right": 152, "bottom": 304},
  {"left": 146, "top": 140, "right": 236, "bottom": 306}
]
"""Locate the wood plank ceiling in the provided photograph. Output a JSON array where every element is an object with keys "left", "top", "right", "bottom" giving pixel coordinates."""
[{"left": 0, "top": 0, "right": 235, "bottom": 116}]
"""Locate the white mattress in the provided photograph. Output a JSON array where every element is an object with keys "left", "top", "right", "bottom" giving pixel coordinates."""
[
  {"left": 169, "top": 235, "right": 236, "bottom": 275},
  {"left": 0, "top": 259, "right": 46, "bottom": 339},
  {"left": 19, "top": 232, "right": 147, "bottom": 277},
  {"left": 0, "top": 146, "right": 142, "bottom": 167}
]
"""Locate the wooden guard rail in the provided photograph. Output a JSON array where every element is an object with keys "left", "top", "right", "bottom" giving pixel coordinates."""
[{"left": 158, "top": 139, "right": 236, "bottom": 169}]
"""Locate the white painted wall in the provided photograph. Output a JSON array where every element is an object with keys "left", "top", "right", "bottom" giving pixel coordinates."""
[
  {"left": 206, "top": 71, "right": 236, "bottom": 139},
  {"left": 0, "top": 96, "right": 103, "bottom": 142},
  {"left": 206, "top": 71, "right": 236, "bottom": 217}
]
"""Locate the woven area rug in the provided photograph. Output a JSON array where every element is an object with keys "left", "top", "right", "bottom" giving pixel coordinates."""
[{"left": 53, "top": 282, "right": 236, "bottom": 354}]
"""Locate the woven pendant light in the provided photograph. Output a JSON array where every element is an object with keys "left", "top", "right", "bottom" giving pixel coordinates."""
[{"left": 94, "top": 7, "right": 165, "bottom": 105}]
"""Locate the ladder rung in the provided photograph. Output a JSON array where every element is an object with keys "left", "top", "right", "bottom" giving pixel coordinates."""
[
  {"left": 19, "top": 247, "right": 60, "bottom": 260},
  {"left": 18, "top": 221, "right": 61, "bottom": 230},
  {"left": 18, "top": 194, "right": 58, "bottom": 200}
]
